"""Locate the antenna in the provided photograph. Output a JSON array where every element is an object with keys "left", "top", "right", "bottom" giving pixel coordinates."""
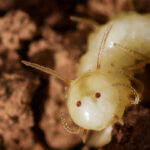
[
  {"left": 70, "top": 16, "right": 98, "bottom": 30},
  {"left": 97, "top": 23, "right": 112, "bottom": 69},
  {"left": 21, "top": 60, "right": 71, "bottom": 84}
]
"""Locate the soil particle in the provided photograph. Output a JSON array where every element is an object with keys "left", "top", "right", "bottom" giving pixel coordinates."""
[
  {"left": 0, "top": 10, "right": 36, "bottom": 51},
  {"left": 0, "top": 72, "right": 39, "bottom": 150},
  {"left": 105, "top": 106, "right": 150, "bottom": 150}
]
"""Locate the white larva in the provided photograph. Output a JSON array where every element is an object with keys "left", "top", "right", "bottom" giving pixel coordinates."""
[{"left": 22, "top": 12, "right": 150, "bottom": 148}]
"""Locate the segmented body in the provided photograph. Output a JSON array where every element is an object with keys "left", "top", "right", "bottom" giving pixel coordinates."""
[
  {"left": 75, "top": 12, "right": 150, "bottom": 147},
  {"left": 78, "top": 12, "right": 150, "bottom": 76},
  {"left": 22, "top": 12, "right": 150, "bottom": 148}
]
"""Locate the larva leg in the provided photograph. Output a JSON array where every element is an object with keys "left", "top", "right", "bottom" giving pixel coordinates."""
[
  {"left": 80, "top": 129, "right": 89, "bottom": 143},
  {"left": 122, "top": 61, "right": 146, "bottom": 72},
  {"left": 114, "top": 43, "right": 148, "bottom": 72},
  {"left": 61, "top": 112, "right": 89, "bottom": 143},
  {"left": 70, "top": 16, "right": 99, "bottom": 30},
  {"left": 123, "top": 73, "right": 144, "bottom": 98},
  {"left": 125, "top": 74, "right": 144, "bottom": 96},
  {"left": 114, "top": 43, "right": 149, "bottom": 61},
  {"left": 60, "top": 112, "right": 81, "bottom": 134},
  {"left": 113, "top": 83, "right": 140, "bottom": 104},
  {"left": 109, "top": 70, "right": 144, "bottom": 95}
]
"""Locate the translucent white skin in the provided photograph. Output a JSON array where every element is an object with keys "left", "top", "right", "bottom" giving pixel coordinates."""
[
  {"left": 77, "top": 12, "right": 150, "bottom": 76},
  {"left": 67, "top": 12, "right": 150, "bottom": 146},
  {"left": 86, "top": 125, "right": 113, "bottom": 147},
  {"left": 67, "top": 71, "right": 123, "bottom": 130}
]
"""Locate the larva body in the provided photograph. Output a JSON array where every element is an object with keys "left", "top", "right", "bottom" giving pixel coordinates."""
[
  {"left": 68, "top": 12, "right": 150, "bottom": 131},
  {"left": 22, "top": 12, "right": 150, "bottom": 148},
  {"left": 78, "top": 12, "right": 150, "bottom": 76}
]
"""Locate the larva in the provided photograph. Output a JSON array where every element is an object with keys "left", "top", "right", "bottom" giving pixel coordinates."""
[{"left": 22, "top": 12, "right": 150, "bottom": 148}]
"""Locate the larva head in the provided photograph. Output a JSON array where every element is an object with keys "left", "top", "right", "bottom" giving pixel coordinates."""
[{"left": 67, "top": 70, "right": 122, "bottom": 131}]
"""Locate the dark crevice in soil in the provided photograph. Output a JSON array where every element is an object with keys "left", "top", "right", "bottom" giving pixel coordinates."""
[
  {"left": 0, "top": 134, "right": 6, "bottom": 150},
  {"left": 18, "top": 32, "right": 53, "bottom": 149},
  {"left": 17, "top": 41, "right": 31, "bottom": 61},
  {"left": 0, "top": 11, "right": 7, "bottom": 17},
  {"left": 31, "top": 78, "right": 51, "bottom": 149}
]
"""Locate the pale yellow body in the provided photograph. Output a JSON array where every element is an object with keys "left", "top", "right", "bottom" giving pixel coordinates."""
[
  {"left": 68, "top": 12, "right": 150, "bottom": 131},
  {"left": 70, "top": 12, "right": 150, "bottom": 147},
  {"left": 22, "top": 12, "right": 150, "bottom": 148},
  {"left": 78, "top": 12, "right": 150, "bottom": 75}
]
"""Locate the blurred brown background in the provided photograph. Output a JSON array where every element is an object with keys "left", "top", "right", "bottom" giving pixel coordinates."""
[{"left": 0, "top": 0, "right": 150, "bottom": 150}]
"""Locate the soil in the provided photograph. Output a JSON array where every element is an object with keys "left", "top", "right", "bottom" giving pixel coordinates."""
[{"left": 0, "top": 0, "right": 150, "bottom": 150}]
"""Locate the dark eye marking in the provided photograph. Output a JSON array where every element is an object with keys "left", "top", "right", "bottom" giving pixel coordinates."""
[
  {"left": 95, "top": 92, "right": 101, "bottom": 98},
  {"left": 76, "top": 100, "right": 82, "bottom": 107}
]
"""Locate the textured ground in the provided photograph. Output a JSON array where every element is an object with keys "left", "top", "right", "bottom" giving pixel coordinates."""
[{"left": 0, "top": 0, "right": 150, "bottom": 150}]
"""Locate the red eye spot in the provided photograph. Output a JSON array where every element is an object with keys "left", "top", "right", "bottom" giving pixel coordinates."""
[
  {"left": 114, "top": 114, "right": 119, "bottom": 119},
  {"left": 76, "top": 101, "right": 81, "bottom": 107},
  {"left": 95, "top": 92, "right": 101, "bottom": 98}
]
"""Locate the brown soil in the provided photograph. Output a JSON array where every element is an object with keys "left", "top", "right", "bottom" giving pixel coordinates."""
[{"left": 0, "top": 0, "right": 150, "bottom": 150}]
